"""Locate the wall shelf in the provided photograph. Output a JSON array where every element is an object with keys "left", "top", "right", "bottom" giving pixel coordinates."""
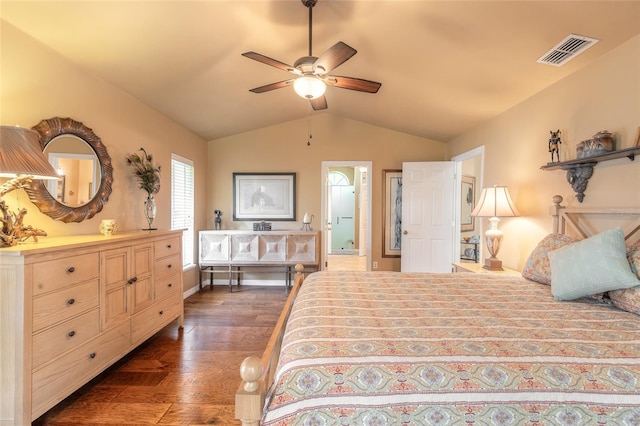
[{"left": 540, "top": 146, "right": 640, "bottom": 202}]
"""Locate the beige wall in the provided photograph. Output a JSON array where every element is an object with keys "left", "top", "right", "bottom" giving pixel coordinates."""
[
  {"left": 1, "top": 23, "right": 209, "bottom": 291},
  {"left": 4, "top": 19, "right": 637, "bottom": 281},
  {"left": 448, "top": 35, "right": 640, "bottom": 270},
  {"left": 207, "top": 114, "right": 447, "bottom": 271}
]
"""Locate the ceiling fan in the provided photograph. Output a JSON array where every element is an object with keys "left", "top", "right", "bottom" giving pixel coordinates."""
[{"left": 242, "top": 0, "right": 381, "bottom": 111}]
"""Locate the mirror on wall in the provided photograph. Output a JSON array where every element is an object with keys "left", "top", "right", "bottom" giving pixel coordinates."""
[{"left": 25, "top": 117, "right": 113, "bottom": 223}]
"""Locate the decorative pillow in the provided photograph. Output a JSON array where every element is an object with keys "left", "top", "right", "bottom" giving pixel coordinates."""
[
  {"left": 522, "top": 233, "right": 578, "bottom": 285},
  {"left": 549, "top": 227, "right": 640, "bottom": 301},
  {"left": 608, "top": 242, "right": 640, "bottom": 314},
  {"left": 627, "top": 241, "right": 640, "bottom": 279}
]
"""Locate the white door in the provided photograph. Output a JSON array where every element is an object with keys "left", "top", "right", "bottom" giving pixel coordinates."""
[{"left": 401, "top": 162, "right": 456, "bottom": 272}]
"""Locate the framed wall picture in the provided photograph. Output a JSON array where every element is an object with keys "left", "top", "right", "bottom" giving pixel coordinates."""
[
  {"left": 461, "top": 175, "right": 476, "bottom": 232},
  {"left": 382, "top": 169, "right": 402, "bottom": 257},
  {"left": 233, "top": 172, "right": 296, "bottom": 221}
]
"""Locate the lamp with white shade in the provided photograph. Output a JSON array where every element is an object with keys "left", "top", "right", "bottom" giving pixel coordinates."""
[
  {"left": 0, "top": 125, "right": 59, "bottom": 247},
  {"left": 471, "top": 185, "right": 519, "bottom": 271}
]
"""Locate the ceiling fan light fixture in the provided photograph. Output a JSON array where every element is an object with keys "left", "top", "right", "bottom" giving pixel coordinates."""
[{"left": 293, "top": 75, "right": 326, "bottom": 99}]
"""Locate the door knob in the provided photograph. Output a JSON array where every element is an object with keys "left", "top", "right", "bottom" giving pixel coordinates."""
[{"left": 403, "top": 230, "right": 408, "bottom": 235}]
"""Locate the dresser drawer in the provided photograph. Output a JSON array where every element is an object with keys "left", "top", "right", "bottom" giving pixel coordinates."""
[
  {"left": 32, "top": 253, "right": 99, "bottom": 296},
  {"left": 31, "top": 320, "right": 130, "bottom": 418},
  {"left": 155, "top": 271, "right": 181, "bottom": 301},
  {"left": 154, "top": 253, "right": 181, "bottom": 279},
  {"left": 33, "top": 279, "right": 99, "bottom": 332},
  {"left": 131, "top": 292, "right": 182, "bottom": 345},
  {"left": 154, "top": 236, "right": 181, "bottom": 260},
  {"left": 32, "top": 308, "right": 100, "bottom": 369}
]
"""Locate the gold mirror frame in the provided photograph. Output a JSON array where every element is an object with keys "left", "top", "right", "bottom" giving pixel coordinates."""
[{"left": 25, "top": 117, "right": 113, "bottom": 222}]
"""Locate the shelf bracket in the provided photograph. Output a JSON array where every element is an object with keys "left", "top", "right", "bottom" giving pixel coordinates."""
[{"left": 565, "top": 164, "right": 594, "bottom": 203}]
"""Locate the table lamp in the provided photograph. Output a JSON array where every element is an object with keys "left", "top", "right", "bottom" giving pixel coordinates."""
[
  {"left": 471, "top": 185, "right": 519, "bottom": 270},
  {"left": 0, "top": 125, "right": 59, "bottom": 247}
]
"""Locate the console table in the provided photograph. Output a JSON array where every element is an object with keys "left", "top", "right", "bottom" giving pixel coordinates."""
[{"left": 198, "top": 230, "right": 320, "bottom": 291}]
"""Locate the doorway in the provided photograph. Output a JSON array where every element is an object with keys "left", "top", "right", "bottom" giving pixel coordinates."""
[
  {"left": 452, "top": 146, "right": 485, "bottom": 264},
  {"left": 321, "top": 161, "right": 372, "bottom": 272}
]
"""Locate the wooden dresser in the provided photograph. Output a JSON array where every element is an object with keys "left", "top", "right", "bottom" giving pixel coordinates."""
[{"left": 0, "top": 230, "right": 184, "bottom": 425}]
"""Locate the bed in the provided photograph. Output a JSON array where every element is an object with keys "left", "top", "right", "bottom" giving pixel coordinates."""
[{"left": 236, "top": 196, "right": 640, "bottom": 425}]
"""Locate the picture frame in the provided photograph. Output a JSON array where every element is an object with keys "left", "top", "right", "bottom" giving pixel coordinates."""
[
  {"left": 233, "top": 172, "right": 296, "bottom": 221},
  {"left": 461, "top": 175, "right": 476, "bottom": 232},
  {"left": 382, "top": 169, "right": 402, "bottom": 257}
]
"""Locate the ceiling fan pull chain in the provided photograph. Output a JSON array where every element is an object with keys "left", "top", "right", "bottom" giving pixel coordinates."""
[{"left": 307, "top": 103, "right": 312, "bottom": 146}]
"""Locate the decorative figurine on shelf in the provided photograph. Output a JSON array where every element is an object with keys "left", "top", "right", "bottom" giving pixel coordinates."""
[
  {"left": 214, "top": 210, "right": 222, "bottom": 230},
  {"left": 548, "top": 129, "right": 562, "bottom": 163}
]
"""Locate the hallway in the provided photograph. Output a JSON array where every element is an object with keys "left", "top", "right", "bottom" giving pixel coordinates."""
[{"left": 326, "top": 253, "right": 367, "bottom": 271}]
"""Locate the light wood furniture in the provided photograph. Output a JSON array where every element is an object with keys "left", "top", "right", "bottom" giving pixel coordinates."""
[
  {"left": 0, "top": 230, "right": 184, "bottom": 425},
  {"left": 198, "top": 230, "right": 320, "bottom": 291},
  {"left": 234, "top": 197, "right": 640, "bottom": 426},
  {"left": 452, "top": 262, "right": 520, "bottom": 275}
]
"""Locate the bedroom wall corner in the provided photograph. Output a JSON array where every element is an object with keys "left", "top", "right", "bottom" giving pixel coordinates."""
[
  {"left": 447, "top": 35, "right": 640, "bottom": 271},
  {"left": 1, "top": 22, "right": 209, "bottom": 292}
]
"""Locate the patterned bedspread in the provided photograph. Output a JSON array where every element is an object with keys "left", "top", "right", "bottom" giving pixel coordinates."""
[{"left": 262, "top": 271, "right": 640, "bottom": 425}]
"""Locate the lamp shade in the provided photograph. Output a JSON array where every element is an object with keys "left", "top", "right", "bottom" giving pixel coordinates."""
[
  {"left": 293, "top": 75, "right": 326, "bottom": 100},
  {"left": 471, "top": 185, "right": 519, "bottom": 218},
  {"left": 0, "top": 126, "right": 58, "bottom": 179}
]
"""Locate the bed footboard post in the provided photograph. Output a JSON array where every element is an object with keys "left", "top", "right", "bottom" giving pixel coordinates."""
[
  {"left": 236, "top": 356, "right": 265, "bottom": 426},
  {"left": 552, "top": 194, "right": 564, "bottom": 234}
]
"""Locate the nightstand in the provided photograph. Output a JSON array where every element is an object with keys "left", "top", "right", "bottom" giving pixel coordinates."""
[{"left": 452, "top": 262, "right": 520, "bottom": 275}]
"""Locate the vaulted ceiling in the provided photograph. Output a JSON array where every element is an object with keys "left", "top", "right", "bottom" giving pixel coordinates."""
[{"left": 2, "top": 1, "right": 639, "bottom": 142}]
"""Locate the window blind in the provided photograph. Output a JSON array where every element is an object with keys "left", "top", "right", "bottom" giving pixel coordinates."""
[{"left": 171, "top": 154, "right": 194, "bottom": 268}]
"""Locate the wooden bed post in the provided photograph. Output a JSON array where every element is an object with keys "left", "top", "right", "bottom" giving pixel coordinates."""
[
  {"left": 235, "top": 264, "right": 307, "bottom": 425},
  {"left": 552, "top": 194, "right": 564, "bottom": 234},
  {"left": 235, "top": 357, "right": 264, "bottom": 426}
]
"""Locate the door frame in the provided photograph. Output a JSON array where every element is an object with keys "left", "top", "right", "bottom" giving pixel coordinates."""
[
  {"left": 321, "top": 161, "right": 372, "bottom": 271},
  {"left": 451, "top": 146, "right": 485, "bottom": 263}
]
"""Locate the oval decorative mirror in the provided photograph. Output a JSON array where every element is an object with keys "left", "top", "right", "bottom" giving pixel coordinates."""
[{"left": 25, "top": 117, "right": 113, "bottom": 222}]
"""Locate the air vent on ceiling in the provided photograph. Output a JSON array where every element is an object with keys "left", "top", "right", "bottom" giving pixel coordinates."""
[{"left": 537, "top": 34, "right": 599, "bottom": 66}]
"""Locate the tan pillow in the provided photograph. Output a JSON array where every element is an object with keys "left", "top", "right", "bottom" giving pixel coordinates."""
[
  {"left": 522, "top": 233, "right": 578, "bottom": 285},
  {"left": 609, "top": 241, "right": 640, "bottom": 315}
]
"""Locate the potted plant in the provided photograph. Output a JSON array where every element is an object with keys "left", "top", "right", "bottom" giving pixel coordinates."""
[{"left": 126, "top": 147, "right": 161, "bottom": 230}]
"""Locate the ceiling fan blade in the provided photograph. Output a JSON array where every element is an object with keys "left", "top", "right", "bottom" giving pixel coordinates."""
[
  {"left": 249, "top": 80, "right": 294, "bottom": 94},
  {"left": 310, "top": 96, "right": 328, "bottom": 110},
  {"left": 313, "top": 41, "right": 357, "bottom": 75},
  {"left": 325, "top": 76, "right": 382, "bottom": 93},
  {"left": 242, "top": 52, "right": 299, "bottom": 74}
]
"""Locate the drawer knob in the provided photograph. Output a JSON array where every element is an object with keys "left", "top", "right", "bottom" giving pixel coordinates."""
[
  {"left": 127, "top": 277, "right": 138, "bottom": 285},
  {"left": 68, "top": 266, "right": 76, "bottom": 273},
  {"left": 67, "top": 298, "right": 75, "bottom": 306},
  {"left": 159, "top": 310, "right": 164, "bottom": 315},
  {"left": 167, "top": 244, "right": 172, "bottom": 248},
  {"left": 68, "top": 330, "right": 76, "bottom": 337},
  {"left": 168, "top": 283, "right": 173, "bottom": 288},
  {"left": 167, "top": 264, "right": 172, "bottom": 269},
  {"left": 89, "top": 352, "right": 96, "bottom": 359}
]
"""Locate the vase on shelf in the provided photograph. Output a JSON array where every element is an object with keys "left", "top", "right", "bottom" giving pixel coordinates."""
[{"left": 144, "top": 193, "right": 157, "bottom": 230}]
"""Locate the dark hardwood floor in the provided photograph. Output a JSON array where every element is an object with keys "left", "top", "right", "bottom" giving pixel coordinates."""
[{"left": 33, "top": 285, "right": 289, "bottom": 426}]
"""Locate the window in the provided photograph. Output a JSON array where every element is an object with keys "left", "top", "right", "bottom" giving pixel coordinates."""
[
  {"left": 171, "top": 154, "right": 194, "bottom": 268},
  {"left": 328, "top": 171, "right": 350, "bottom": 186}
]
